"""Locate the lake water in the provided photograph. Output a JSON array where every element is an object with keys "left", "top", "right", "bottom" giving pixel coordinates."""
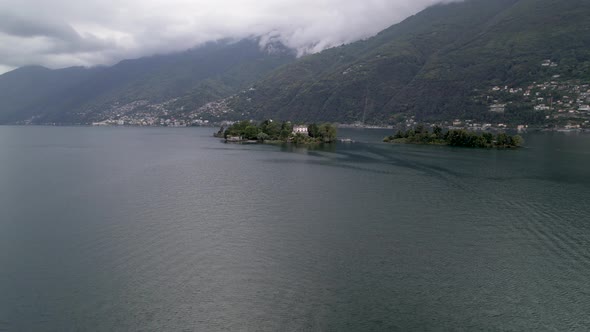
[{"left": 1, "top": 126, "right": 589, "bottom": 331}]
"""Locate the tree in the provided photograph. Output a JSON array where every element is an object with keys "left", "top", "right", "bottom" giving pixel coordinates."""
[
  {"left": 496, "top": 133, "right": 509, "bottom": 146},
  {"left": 433, "top": 126, "right": 443, "bottom": 139},
  {"left": 415, "top": 124, "right": 426, "bottom": 134},
  {"left": 318, "top": 123, "right": 337, "bottom": 143},
  {"left": 243, "top": 126, "right": 260, "bottom": 140},
  {"left": 281, "top": 121, "right": 293, "bottom": 133},
  {"left": 293, "top": 133, "right": 307, "bottom": 144},
  {"left": 393, "top": 130, "right": 405, "bottom": 139},
  {"left": 215, "top": 125, "right": 225, "bottom": 137},
  {"left": 279, "top": 129, "right": 291, "bottom": 140},
  {"left": 474, "top": 135, "right": 488, "bottom": 148},
  {"left": 256, "top": 132, "right": 269, "bottom": 142},
  {"left": 225, "top": 120, "right": 251, "bottom": 138},
  {"left": 510, "top": 135, "right": 524, "bottom": 147},
  {"left": 307, "top": 123, "right": 320, "bottom": 138},
  {"left": 261, "top": 120, "right": 280, "bottom": 139}
]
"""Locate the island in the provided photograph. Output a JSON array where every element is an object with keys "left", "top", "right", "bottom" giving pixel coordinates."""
[
  {"left": 215, "top": 120, "right": 337, "bottom": 144},
  {"left": 383, "top": 125, "right": 523, "bottom": 148}
]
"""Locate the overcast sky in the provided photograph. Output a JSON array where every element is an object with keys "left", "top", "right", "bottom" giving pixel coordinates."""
[{"left": 0, "top": 0, "right": 459, "bottom": 74}]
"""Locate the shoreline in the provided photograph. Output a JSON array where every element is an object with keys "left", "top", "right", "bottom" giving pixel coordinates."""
[{"left": 2, "top": 123, "right": 590, "bottom": 134}]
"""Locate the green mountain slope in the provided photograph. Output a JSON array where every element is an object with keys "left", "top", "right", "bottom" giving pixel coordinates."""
[
  {"left": 0, "top": 39, "right": 295, "bottom": 124},
  {"left": 231, "top": 0, "right": 590, "bottom": 124},
  {"left": 2, "top": 0, "right": 588, "bottom": 125},
  {"left": 0, "top": 66, "right": 99, "bottom": 123}
]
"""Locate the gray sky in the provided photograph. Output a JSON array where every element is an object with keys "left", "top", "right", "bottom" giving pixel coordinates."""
[{"left": 0, "top": 0, "right": 459, "bottom": 74}]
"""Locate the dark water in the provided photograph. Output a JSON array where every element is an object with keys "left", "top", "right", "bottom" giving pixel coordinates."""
[{"left": 1, "top": 126, "right": 589, "bottom": 331}]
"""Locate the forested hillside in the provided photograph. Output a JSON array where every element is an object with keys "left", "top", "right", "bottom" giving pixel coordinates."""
[
  {"left": 1, "top": 0, "right": 589, "bottom": 125},
  {"left": 230, "top": 0, "right": 590, "bottom": 124},
  {"left": 0, "top": 39, "right": 295, "bottom": 124}
]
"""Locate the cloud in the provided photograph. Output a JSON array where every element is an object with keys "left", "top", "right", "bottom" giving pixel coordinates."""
[{"left": 0, "top": 0, "right": 460, "bottom": 74}]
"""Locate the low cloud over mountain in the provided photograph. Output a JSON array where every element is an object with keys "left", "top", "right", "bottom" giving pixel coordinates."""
[{"left": 0, "top": 0, "right": 459, "bottom": 73}]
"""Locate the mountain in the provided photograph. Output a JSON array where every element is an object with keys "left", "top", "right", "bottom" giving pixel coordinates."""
[
  {"left": 0, "top": 66, "right": 98, "bottom": 124},
  {"left": 2, "top": 0, "right": 589, "bottom": 125},
  {"left": 0, "top": 39, "right": 295, "bottom": 124},
  {"left": 228, "top": 0, "right": 590, "bottom": 124}
]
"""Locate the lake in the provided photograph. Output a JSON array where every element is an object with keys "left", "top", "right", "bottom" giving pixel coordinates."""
[{"left": 1, "top": 126, "right": 589, "bottom": 331}]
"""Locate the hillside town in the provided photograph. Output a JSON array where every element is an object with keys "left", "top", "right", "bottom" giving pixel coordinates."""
[
  {"left": 474, "top": 60, "right": 590, "bottom": 131},
  {"left": 87, "top": 59, "right": 590, "bottom": 132},
  {"left": 480, "top": 82, "right": 590, "bottom": 131},
  {"left": 90, "top": 95, "right": 241, "bottom": 127}
]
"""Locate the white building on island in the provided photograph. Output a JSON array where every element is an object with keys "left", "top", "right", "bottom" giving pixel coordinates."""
[{"left": 292, "top": 125, "right": 309, "bottom": 135}]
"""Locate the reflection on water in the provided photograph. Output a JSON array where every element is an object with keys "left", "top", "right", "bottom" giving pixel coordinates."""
[{"left": 0, "top": 126, "right": 589, "bottom": 331}]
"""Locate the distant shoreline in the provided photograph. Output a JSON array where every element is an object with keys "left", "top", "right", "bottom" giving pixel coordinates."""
[{"left": 1, "top": 123, "right": 590, "bottom": 134}]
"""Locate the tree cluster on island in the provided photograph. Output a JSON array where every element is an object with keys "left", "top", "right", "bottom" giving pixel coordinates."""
[
  {"left": 383, "top": 124, "right": 523, "bottom": 148},
  {"left": 216, "top": 120, "right": 337, "bottom": 144}
]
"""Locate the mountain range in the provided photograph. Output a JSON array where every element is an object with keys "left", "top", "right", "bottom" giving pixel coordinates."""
[
  {"left": 1, "top": 0, "right": 589, "bottom": 125},
  {"left": 0, "top": 39, "right": 295, "bottom": 124}
]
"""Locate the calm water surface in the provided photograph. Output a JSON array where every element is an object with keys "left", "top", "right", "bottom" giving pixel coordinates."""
[{"left": 0, "top": 126, "right": 589, "bottom": 331}]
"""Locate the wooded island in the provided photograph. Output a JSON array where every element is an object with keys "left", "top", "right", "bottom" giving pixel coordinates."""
[
  {"left": 216, "top": 120, "right": 337, "bottom": 144},
  {"left": 384, "top": 125, "right": 523, "bottom": 148}
]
